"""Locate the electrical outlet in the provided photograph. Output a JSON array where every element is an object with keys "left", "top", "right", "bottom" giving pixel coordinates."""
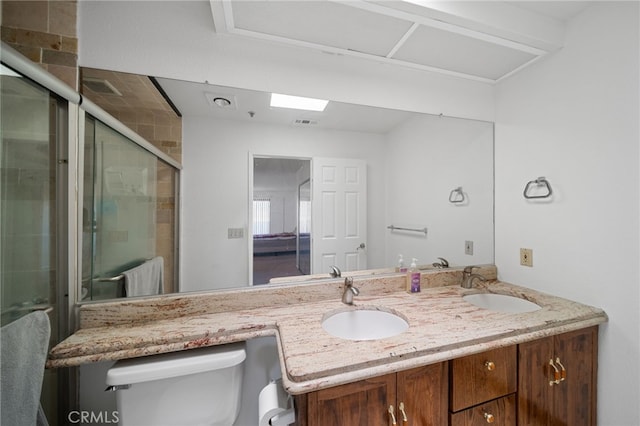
[
  {"left": 520, "top": 248, "right": 533, "bottom": 267},
  {"left": 465, "top": 240, "right": 474, "bottom": 255},
  {"left": 227, "top": 228, "right": 244, "bottom": 239}
]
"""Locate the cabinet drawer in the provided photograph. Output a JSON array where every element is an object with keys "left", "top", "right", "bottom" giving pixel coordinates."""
[
  {"left": 450, "top": 394, "right": 516, "bottom": 426},
  {"left": 450, "top": 345, "right": 517, "bottom": 411}
]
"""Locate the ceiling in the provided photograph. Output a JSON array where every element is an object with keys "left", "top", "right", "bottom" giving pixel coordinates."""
[
  {"left": 156, "top": 78, "right": 418, "bottom": 134},
  {"left": 78, "top": 1, "right": 593, "bottom": 134},
  {"left": 211, "top": 1, "right": 592, "bottom": 83}
]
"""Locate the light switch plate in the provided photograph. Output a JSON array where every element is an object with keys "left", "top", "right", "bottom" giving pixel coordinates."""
[
  {"left": 228, "top": 228, "right": 244, "bottom": 239},
  {"left": 465, "top": 240, "right": 473, "bottom": 255}
]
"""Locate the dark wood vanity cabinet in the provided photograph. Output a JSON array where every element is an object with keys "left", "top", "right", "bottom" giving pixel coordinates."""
[
  {"left": 450, "top": 345, "right": 517, "bottom": 426},
  {"left": 517, "top": 326, "right": 598, "bottom": 426},
  {"left": 295, "top": 327, "right": 598, "bottom": 426},
  {"left": 295, "top": 362, "right": 448, "bottom": 426}
]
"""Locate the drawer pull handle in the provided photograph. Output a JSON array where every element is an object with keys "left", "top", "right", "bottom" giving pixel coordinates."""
[
  {"left": 483, "top": 411, "right": 495, "bottom": 423},
  {"left": 555, "top": 357, "right": 567, "bottom": 381},
  {"left": 399, "top": 402, "right": 408, "bottom": 423},
  {"left": 549, "top": 358, "right": 561, "bottom": 385},
  {"left": 484, "top": 361, "right": 496, "bottom": 371},
  {"left": 388, "top": 405, "right": 397, "bottom": 425}
]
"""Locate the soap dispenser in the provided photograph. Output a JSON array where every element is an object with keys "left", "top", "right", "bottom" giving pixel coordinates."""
[
  {"left": 396, "top": 254, "right": 407, "bottom": 272},
  {"left": 406, "top": 258, "right": 421, "bottom": 293}
]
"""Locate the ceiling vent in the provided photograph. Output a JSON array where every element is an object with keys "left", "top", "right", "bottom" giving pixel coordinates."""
[
  {"left": 292, "top": 119, "right": 318, "bottom": 126},
  {"left": 82, "top": 77, "right": 122, "bottom": 96}
]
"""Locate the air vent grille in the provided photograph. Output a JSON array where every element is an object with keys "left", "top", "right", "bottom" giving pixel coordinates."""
[
  {"left": 83, "top": 77, "right": 122, "bottom": 96},
  {"left": 292, "top": 119, "right": 318, "bottom": 126}
]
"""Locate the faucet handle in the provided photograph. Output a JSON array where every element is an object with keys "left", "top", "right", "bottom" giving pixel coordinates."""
[
  {"left": 432, "top": 257, "right": 449, "bottom": 268},
  {"left": 463, "top": 265, "right": 477, "bottom": 274},
  {"left": 330, "top": 265, "right": 341, "bottom": 278}
]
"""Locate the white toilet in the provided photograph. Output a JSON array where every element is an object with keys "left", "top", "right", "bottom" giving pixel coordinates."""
[{"left": 106, "top": 342, "right": 246, "bottom": 426}]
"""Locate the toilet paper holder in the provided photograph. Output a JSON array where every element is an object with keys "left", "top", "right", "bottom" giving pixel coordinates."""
[
  {"left": 259, "top": 379, "right": 295, "bottom": 426},
  {"left": 269, "top": 408, "right": 295, "bottom": 426}
]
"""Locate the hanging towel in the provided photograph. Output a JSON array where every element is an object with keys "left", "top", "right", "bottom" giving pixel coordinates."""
[
  {"left": 123, "top": 256, "right": 164, "bottom": 297},
  {"left": 1, "top": 311, "right": 51, "bottom": 426}
]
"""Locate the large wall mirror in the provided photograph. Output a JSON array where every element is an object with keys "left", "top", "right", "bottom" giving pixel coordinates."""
[{"left": 78, "top": 71, "right": 494, "bottom": 299}]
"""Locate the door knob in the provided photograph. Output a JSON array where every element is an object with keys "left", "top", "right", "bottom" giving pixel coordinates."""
[{"left": 356, "top": 243, "right": 366, "bottom": 250}]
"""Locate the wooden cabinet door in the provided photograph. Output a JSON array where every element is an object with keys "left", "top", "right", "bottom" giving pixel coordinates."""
[
  {"left": 450, "top": 394, "right": 516, "bottom": 426},
  {"left": 306, "top": 374, "right": 396, "bottom": 426},
  {"left": 397, "top": 363, "right": 449, "bottom": 426},
  {"left": 518, "top": 326, "right": 598, "bottom": 426},
  {"left": 518, "top": 336, "right": 555, "bottom": 425},
  {"left": 553, "top": 327, "right": 598, "bottom": 426}
]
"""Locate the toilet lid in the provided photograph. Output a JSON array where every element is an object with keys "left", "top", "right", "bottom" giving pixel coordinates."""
[{"left": 106, "top": 342, "right": 246, "bottom": 385}]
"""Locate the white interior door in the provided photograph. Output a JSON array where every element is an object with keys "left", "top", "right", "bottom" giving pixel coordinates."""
[{"left": 312, "top": 157, "right": 367, "bottom": 274}]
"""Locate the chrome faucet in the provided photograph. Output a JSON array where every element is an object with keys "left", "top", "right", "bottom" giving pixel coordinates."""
[
  {"left": 342, "top": 277, "right": 360, "bottom": 305},
  {"left": 432, "top": 257, "right": 449, "bottom": 268},
  {"left": 330, "top": 265, "right": 341, "bottom": 278},
  {"left": 461, "top": 266, "right": 487, "bottom": 289}
]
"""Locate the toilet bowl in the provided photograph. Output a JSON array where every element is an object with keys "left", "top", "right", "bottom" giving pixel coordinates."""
[{"left": 106, "top": 342, "right": 246, "bottom": 426}]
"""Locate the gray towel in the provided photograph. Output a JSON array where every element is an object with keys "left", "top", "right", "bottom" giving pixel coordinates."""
[
  {"left": 1, "top": 311, "right": 51, "bottom": 426},
  {"left": 123, "top": 256, "right": 164, "bottom": 297}
]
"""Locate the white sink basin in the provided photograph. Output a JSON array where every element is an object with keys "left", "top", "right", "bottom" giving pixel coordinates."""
[
  {"left": 322, "top": 309, "right": 409, "bottom": 340},
  {"left": 463, "top": 293, "right": 541, "bottom": 313}
]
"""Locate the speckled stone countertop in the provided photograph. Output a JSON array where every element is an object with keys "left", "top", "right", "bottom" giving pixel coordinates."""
[{"left": 47, "top": 266, "right": 607, "bottom": 395}]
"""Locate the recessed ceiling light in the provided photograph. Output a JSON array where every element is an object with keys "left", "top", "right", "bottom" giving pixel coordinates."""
[
  {"left": 213, "top": 97, "right": 231, "bottom": 107},
  {"left": 270, "top": 93, "right": 328, "bottom": 112}
]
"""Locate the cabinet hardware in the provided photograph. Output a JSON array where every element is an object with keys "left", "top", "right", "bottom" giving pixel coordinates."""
[
  {"left": 388, "top": 405, "right": 397, "bottom": 425},
  {"left": 555, "top": 357, "right": 566, "bottom": 381},
  {"left": 399, "top": 402, "right": 408, "bottom": 423},
  {"left": 484, "top": 361, "right": 496, "bottom": 371},
  {"left": 549, "top": 359, "right": 561, "bottom": 385},
  {"left": 483, "top": 411, "right": 495, "bottom": 423}
]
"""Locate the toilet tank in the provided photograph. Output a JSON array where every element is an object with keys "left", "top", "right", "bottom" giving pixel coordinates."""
[{"left": 106, "top": 342, "right": 246, "bottom": 426}]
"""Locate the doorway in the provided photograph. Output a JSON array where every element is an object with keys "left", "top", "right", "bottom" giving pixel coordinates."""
[{"left": 251, "top": 157, "right": 311, "bottom": 285}]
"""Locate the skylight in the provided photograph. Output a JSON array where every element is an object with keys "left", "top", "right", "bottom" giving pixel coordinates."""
[{"left": 270, "top": 93, "right": 329, "bottom": 111}]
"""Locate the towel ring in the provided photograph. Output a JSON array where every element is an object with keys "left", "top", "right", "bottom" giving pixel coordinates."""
[
  {"left": 524, "top": 177, "right": 552, "bottom": 199},
  {"left": 449, "top": 187, "right": 465, "bottom": 203}
]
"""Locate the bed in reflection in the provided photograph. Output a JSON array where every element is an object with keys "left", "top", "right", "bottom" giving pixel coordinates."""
[{"left": 253, "top": 233, "right": 310, "bottom": 284}]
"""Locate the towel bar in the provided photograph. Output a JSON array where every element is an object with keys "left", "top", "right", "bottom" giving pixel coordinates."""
[
  {"left": 93, "top": 274, "right": 124, "bottom": 282},
  {"left": 387, "top": 225, "right": 428, "bottom": 236}
]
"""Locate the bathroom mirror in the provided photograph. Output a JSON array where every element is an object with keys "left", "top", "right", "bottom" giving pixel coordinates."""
[{"left": 78, "top": 73, "right": 494, "bottom": 298}]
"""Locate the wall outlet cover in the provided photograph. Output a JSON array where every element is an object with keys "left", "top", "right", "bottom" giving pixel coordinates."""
[{"left": 520, "top": 248, "right": 533, "bottom": 267}]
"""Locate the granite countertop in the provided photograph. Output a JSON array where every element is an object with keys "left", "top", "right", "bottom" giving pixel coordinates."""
[{"left": 47, "top": 267, "right": 607, "bottom": 395}]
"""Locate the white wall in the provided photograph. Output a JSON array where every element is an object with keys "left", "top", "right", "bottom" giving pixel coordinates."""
[
  {"left": 182, "top": 117, "right": 387, "bottom": 291},
  {"left": 385, "top": 114, "right": 494, "bottom": 267},
  {"left": 494, "top": 3, "right": 639, "bottom": 425}
]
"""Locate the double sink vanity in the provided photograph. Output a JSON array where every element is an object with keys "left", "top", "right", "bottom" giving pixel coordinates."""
[{"left": 48, "top": 265, "right": 607, "bottom": 425}]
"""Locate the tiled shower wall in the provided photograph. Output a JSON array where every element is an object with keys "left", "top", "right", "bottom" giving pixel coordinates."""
[{"left": 1, "top": 0, "right": 78, "bottom": 90}]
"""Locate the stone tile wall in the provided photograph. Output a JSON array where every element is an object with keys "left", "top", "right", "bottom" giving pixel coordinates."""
[{"left": 1, "top": 0, "right": 78, "bottom": 90}]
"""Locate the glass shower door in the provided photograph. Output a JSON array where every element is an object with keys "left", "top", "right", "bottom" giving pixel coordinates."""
[
  {"left": 1, "top": 66, "right": 58, "bottom": 324},
  {"left": 84, "top": 119, "right": 158, "bottom": 300},
  {"left": 0, "top": 64, "right": 67, "bottom": 424}
]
